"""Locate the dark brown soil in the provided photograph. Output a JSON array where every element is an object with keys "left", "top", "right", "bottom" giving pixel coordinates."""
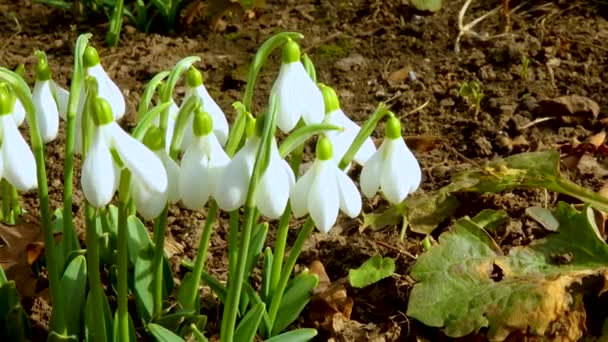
[{"left": 1, "top": 0, "right": 608, "bottom": 340}]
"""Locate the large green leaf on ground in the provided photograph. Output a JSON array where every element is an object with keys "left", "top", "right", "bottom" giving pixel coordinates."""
[{"left": 407, "top": 203, "right": 608, "bottom": 341}]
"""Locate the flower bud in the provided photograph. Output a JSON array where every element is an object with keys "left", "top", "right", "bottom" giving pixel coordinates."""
[
  {"left": 92, "top": 97, "right": 114, "bottom": 126},
  {"left": 186, "top": 67, "right": 203, "bottom": 88},
  {"left": 83, "top": 46, "right": 100, "bottom": 68},
  {"left": 35, "top": 51, "right": 52, "bottom": 81},
  {"left": 143, "top": 126, "right": 165, "bottom": 151},
  {"left": 193, "top": 108, "right": 213, "bottom": 137},
  {"left": 0, "top": 83, "right": 14, "bottom": 116},
  {"left": 319, "top": 83, "right": 340, "bottom": 114},
  {"left": 282, "top": 39, "right": 301, "bottom": 64},
  {"left": 316, "top": 136, "right": 333, "bottom": 161},
  {"left": 385, "top": 116, "right": 401, "bottom": 140}
]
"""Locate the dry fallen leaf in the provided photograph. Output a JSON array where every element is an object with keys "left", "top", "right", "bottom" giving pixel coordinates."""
[
  {"left": 308, "top": 261, "right": 353, "bottom": 332},
  {"left": 539, "top": 95, "right": 600, "bottom": 124},
  {"left": 0, "top": 214, "right": 44, "bottom": 299},
  {"left": 405, "top": 135, "right": 444, "bottom": 153},
  {"left": 387, "top": 66, "right": 411, "bottom": 84}
]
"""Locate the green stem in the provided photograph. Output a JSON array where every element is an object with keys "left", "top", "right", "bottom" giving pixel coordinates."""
[
  {"left": 269, "top": 137, "right": 304, "bottom": 297},
  {"left": 0, "top": 67, "right": 67, "bottom": 335},
  {"left": 85, "top": 204, "right": 108, "bottom": 342},
  {"left": 159, "top": 56, "right": 200, "bottom": 134},
  {"left": 228, "top": 210, "right": 239, "bottom": 282},
  {"left": 106, "top": 0, "right": 124, "bottom": 46},
  {"left": 185, "top": 201, "right": 218, "bottom": 309},
  {"left": 64, "top": 34, "right": 90, "bottom": 262},
  {"left": 116, "top": 170, "right": 131, "bottom": 341},
  {"left": 267, "top": 219, "right": 315, "bottom": 332},
  {"left": 152, "top": 206, "right": 168, "bottom": 317},
  {"left": 11, "top": 186, "right": 22, "bottom": 217},
  {"left": 1, "top": 180, "right": 12, "bottom": 223},
  {"left": 221, "top": 206, "right": 257, "bottom": 342}
]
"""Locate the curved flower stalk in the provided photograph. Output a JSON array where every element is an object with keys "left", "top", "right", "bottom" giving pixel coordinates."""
[
  {"left": 270, "top": 38, "right": 324, "bottom": 133},
  {"left": 81, "top": 97, "right": 167, "bottom": 216},
  {"left": 32, "top": 53, "right": 61, "bottom": 143},
  {"left": 215, "top": 116, "right": 295, "bottom": 219},
  {"left": 320, "top": 84, "right": 376, "bottom": 165},
  {"left": 361, "top": 116, "right": 421, "bottom": 204},
  {"left": 130, "top": 126, "right": 179, "bottom": 220},
  {"left": 0, "top": 83, "right": 38, "bottom": 191},
  {"left": 183, "top": 67, "right": 229, "bottom": 147},
  {"left": 291, "top": 136, "right": 361, "bottom": 232},
  {"left": 179, "top": 109, "right": 230, "bottom": 210},
  {"left": 153, "top": 98, "right": 179, "bottom": 153}
]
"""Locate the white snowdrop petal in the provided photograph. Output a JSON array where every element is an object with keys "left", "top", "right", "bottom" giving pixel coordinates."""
[
  {"left": 336, "top": 169, "right": 362, "bottom": 218},
  {"left": 52, "top": 81, "right": 69, "bottom": 121},
  {"left": 354, "top": 137, "right": 377, "bottom": 165},
  {"left": 214, "top": 139, "right": 256, "bottom": 211},
  {"left": 1, "top": 115, "right": 37, "bottom": 191},
  {"left": 179, "top": 140, "right": 212, "bottom": 210},
  {"left": 381, "top": 139, "right": 421, "bottom": 204},
  {"left": 399, "top": 139, "right": 422, "bottom": 194},
  {"left": 87, "top": 64, "right": 125, "bottom": 120},
  {"left": 131, "top": 178, "right": 167, "bottom": 220},
  {"left": 158, "top": 151, "right": 180, "bottom": 203},
  {"left": 33, "top": 80, "right": 60, "bottom": 143},
  {"left": 81, "top": 127, "right": 115, "bottom": 207},
  {"left": 272, "top": 63, "right": 302, "bottom": 133},
  {"left": 109, "top": 122, "right": 167, "bottom": 194},
  {"left": 359, "top": 145, "right": 384, "bottom": 198},
  {"left": 255, "top": 151, "right": 291, "bottom": 219},
  {"left": 290, "top": 163, "right": 315, "bottom": 218},
  {"left": 196, "top": 87, "right": 229, "bottom": 146},
  {"left": 12, "top": 97, "right": 26, "bottom": 127},
  {"left": 307, "top": 161, "right": 340, "bottom": 233}
]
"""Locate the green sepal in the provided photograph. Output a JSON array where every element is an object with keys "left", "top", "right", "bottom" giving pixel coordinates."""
[
  {"left": 385, "top": 115, "right": 401, "bottom": 140},
  {"left": 186, "top": 66, "right": 204, "bottom": 88}
]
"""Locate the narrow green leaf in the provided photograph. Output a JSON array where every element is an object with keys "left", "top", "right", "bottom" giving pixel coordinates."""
[
  {"left": 471, "top": 209, "right": 509, "bottom": 233},
  {"left": 262, "top": 248, "right": 273, "bottom": 304},
  {"left": 134, "top": 246, "right": 156, "bottom": 321},
  {"left": 60, "top": 255, "right": 88, "bottom": 338},
  {"left": 0, "top": 281, "right": 30, "bottom": 340},
  {"left": 348, "top": 255, "right": 395, "bottom": 288},
  {"left": 84, "top": 289, "right": 112, "bottom": 342},
  {"left": 148, "top": 323, "right": 185, "bottom": 342},
  {"left": 246, "top": 223, "right": 268, "bottom": 277},
  {"left": 272, "top": 273, "right": 318, "bottom": 335},
  {"left": 264, "top": 328, "right": 318, "bottom": 342},
  {"left": 235, "top": 303, "right": 265, "bottom": 342},
  {"left": 127, "top": 215, "right": 154, "bottom": 267}
]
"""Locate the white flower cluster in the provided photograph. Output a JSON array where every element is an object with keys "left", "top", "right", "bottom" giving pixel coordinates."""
[{"left": 4, "top": 40, "right": 422, "bottom": 234}]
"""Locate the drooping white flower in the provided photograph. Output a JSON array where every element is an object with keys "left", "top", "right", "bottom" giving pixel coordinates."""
[
  {"left": 179, "top": 110, "right": 230, "bottom": 210},
  {"left": 12, "top": 96, "right": 25, "bottom": 127},
  {"left": 84, "top": 46, "right": 125, "bottom": 121},
  {"left": 215, "top": 118, "right": 295, "bottom": 218},
  {"left": 290, "top": 137, "right": 361, "bottom": 233},
  {"left": 0, "top": 84, "right": 37, "bottom": 191},
  {"left": 319, "top": 84, "right": 376, "bottom": 165},
  {"left": 81, "top": 97, "right": 167, "bottom": 217},
  {"left": 32, "top": 59, "right": 60, "bottom": 143},
  {"left": 52, "top": 82, "right": 70, "bottom": 120},
  {"left": 270, "top": 39, "right": 324, "bottom": 133},
  {"left": 183, "top": 67, "right": 229, "bottom": 147},
  {"left": 360, "top": 117, "right": 421, "bottom": 204},
  {"left": 129, "top": 126, "right": 180, "bottom": 220}
]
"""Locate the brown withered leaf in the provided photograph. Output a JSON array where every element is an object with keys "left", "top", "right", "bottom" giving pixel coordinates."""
[
  {"left": 308, "top": 261, "right": 353, "bottom": 331},
  {"left": 405, "top": 135, "right": 444, "bottom": 153},
  {"left": 387, "top": 66, "right": 411, "bottom": 84},
  {"left": 0, "top": 214, "right": 44, "bottom": 299}
]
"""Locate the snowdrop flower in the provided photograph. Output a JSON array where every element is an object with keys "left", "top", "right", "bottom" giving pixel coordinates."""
[
  {"left": 215, "top": 116, "right": 295, "bottom": 218},
  {"left": 11, "top": 96, "right": 26, "bottom": 127},
  {"left": 32, "top": 56, "right": 60, "bottom": 143},
  {"left": 179, "top": 109, "right": 230, "bottom": 210},
  {"left": 0, "top": 84, "right": 37, "bottom": 191},
  {"left": 291, "top": 137, "right": 361, "bottom": 233},
  {"left": 270, "top": 39, "right": 324, "bottom": 133},
  {"left": 319, "top": 84, "right": 376, "bottom": 165},
  {"left": 129, "top": 126, "right": 180, "bottom": 220},
  {"left": 153, "top": 98, "right": 179, "bottom": 153},
  {"left": 360, "top": 116, "right": 421, "bottom": 204},
  {"left": 81, "top": 97, "right": 167, "bottom": 215},
  {"left": 182, "top": 67, "right": 229, "bottom": 147},
  {"left": 83, "top": 46, "right": 125, "bottom": 121}
]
